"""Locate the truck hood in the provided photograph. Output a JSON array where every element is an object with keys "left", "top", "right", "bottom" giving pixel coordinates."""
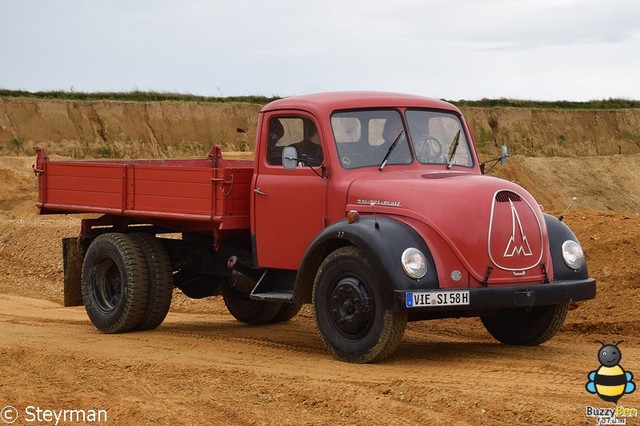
[{"left": 346, "top": 171, "right": 549, "bottom": 284}]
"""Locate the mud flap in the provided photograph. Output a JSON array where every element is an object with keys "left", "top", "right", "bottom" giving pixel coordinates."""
[{"left": 62, "top": 237, "right": 84, "bottom": 307}]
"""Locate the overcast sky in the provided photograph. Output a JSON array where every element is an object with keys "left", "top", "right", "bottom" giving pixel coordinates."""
[{"left": 1, "top": 0, "right": 639, "bottom": 101}]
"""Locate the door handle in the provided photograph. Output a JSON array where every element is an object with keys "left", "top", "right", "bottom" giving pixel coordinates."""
[{"left": 254, "top": 187, "right": 267, "bottom": 195}]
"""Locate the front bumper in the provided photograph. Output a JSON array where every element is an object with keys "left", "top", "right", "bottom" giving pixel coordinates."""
[{"left": 395, "top": 278, "right": 596, "bottom": 312}]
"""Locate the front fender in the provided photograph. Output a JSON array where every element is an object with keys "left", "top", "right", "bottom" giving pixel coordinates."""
[
  {"left": 544, "top": 213, "right": 590, "bottom": 281},
  {"left": 294, "top": 215, "right": 438, "bottom": 309}
]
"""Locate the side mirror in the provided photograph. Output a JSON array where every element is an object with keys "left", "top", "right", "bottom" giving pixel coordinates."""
[
  {"left": 480, "top": 145, "right": 510, "bottom": 174},
  {"left": 282, "top": 146, "right": 298, "bottom": 170},
  {"left": 500, "top": 145, "right": 509, "bottom": 165}
]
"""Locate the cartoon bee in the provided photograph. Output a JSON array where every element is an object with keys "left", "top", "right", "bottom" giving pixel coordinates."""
[{"left": 586, "top": 341, "right": 636, "bottom": 404}]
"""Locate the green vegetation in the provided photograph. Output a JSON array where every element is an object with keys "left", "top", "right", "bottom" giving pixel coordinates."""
[
  {"left": 10, "top": 135, "right": 22, "bottom": 150},
  {"left": 0, "top": 89, "right": 279, "bottom": 105},
  {"left": 1, "top": 89, "right": 639, "bottom": 109},
  {"left": 451, "top": 97, "right": 640, "bottom": 109},
  {"left": 96, "top": 146, "right": 113, "bottom": 158}
]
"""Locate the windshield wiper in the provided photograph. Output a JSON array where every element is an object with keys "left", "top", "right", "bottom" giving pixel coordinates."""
[
  {"left": 379, "top": 130, "right": 405, "bottom": 171},
  {"left": 446, "top": 130, "right": 461, "bottom": 169}
]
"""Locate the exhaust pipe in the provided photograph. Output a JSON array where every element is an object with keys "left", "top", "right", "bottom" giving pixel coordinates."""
[{"left": 227, "top": 256, "right": 263, "bottom": 293}]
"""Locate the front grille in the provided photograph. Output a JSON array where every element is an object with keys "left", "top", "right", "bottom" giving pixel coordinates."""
[{"left": 495, "top": 191, "right": 522, "bottom": 203}]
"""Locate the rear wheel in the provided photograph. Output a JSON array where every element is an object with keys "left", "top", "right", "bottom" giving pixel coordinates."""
[
  {"left": 271, "top": 302, "right": 303, "bottom": 323},
  {"left": 313, "top": 246, "right": 407, "bottom": 363},
  {"left": 130, "top": 233, "right": 173, "bottom": 331},
  {"left": 481, "top": 303, "right": 569, "bottom": 345},
  {"left": 81, "top": 233, "right": 149, "bottom": 333},
  {"left": 221, "top": 283, "right": 282, "bottom": 325}
]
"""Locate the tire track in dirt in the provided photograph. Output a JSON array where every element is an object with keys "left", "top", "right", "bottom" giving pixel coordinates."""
[
  {"left": 152, "top": 322, "right": 327, "bottom": 357},
  {"left": 0, "top": 294, "right": 327, "bottom": 369}
]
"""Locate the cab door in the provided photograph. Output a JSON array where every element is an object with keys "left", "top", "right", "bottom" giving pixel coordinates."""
[{"left": 252, "top": 114, "right": 328, "bottom": 270}]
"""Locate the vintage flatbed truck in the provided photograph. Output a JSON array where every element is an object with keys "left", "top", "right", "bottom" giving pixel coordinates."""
[{"left": 34, "top": 91, "right": 596, "bottom": 363}]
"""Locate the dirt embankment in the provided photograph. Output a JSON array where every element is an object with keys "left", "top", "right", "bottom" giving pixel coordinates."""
[
  {"left": 0, "top": 98, "right": 262, "bottom": 158},
  {"left": 2, "top": 97, "right": 640, "bottom": 160},
  {"left": 464, "top": 107, "right": 640, "bottom": 157}
]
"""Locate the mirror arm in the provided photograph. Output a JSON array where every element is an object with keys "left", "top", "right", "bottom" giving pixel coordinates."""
[
  {"left": 283, "top": 156, "right": 327, "bottom": 179},
  {"left": 479, "top": 155, "right": 510, "bottom": 175},
  {"left": 481, "top": 159, "right": 500, "bottom": 175},
  {"left": 479, "top": 145, "right": 510, "bottom": 175}
]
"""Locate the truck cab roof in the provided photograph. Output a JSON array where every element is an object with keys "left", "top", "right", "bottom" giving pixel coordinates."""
[{"left": 262, "top": 91, "right": 461, "bottom": 116}]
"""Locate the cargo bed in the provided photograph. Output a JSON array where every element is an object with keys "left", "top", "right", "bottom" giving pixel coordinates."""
[{"left": 34, "top": 146, "right": 253, "bottom": 231}]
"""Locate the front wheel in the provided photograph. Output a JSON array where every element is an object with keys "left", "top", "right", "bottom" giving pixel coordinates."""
[
  {"left": 313, "top": 246, "right": 407, "bottom": 363},
  {"left": 481, "top": 303, "right": 569, "bottom": 345}
]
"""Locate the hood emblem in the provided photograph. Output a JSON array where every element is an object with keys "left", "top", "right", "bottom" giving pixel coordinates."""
[
  {"left": 503, "top": 200, "right": 533, "bottom": 258},
  {"left": 488, "top": 190, "right": 543, "bottom": 272},
  {"left": 356, "top": 199, "right": 402, "bottom": 207}
]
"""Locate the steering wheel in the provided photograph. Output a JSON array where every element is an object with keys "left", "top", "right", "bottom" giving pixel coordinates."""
[{"left": 414, "top": 136, "right": 443, "bottom": 163}]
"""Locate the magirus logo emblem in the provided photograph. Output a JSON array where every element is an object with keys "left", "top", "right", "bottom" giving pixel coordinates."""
[
  {"left": 488, "top": 190, "right": 543, "bottom": 271},
  {"left": 503, "top": 200, "right": 533, "bottom": 258}
]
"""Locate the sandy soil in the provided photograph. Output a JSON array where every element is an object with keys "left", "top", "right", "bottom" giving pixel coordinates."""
[{"left": 1, "top": 155, "right": 639, "bottom": 425}]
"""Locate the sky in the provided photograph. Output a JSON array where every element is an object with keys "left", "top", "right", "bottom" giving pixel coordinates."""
[{"left": 1, "top": 0, "right": 639, "bottom": 101}]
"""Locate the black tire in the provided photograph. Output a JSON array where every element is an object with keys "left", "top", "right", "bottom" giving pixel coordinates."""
[
  {"left": 221, "top": 282, "right": 282, "bottom": 325},
  {"left": 312, "top": 246, "right": 407, "bottom": 363},
  {"left": 481, "top": 303, "right": 569, "bottom": 346},
  {"left": 81, "top": 233, "right": 149, "bottom": 333},
  {"left": 270, "top": 302, "right": 303, "bottom": 323},
  {"left": 130, "top": 233, "right": 173, "bottom": 331}
]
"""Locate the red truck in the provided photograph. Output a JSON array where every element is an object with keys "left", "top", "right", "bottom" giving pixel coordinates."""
[{"left": 34, "top": 92, "right": 596, "bottom": 363}]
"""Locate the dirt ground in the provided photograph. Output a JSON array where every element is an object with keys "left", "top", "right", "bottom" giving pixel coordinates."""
[{"left": 1, "top": 154, "right": 640, "bottom": 425}]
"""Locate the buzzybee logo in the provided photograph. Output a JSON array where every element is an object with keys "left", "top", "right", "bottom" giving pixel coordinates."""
[
  {"left": 585, "top": 341, "right": 637, "bottom": 425},
  {"left": 586, "top": 341, "right": 635, "bottom": 403}
]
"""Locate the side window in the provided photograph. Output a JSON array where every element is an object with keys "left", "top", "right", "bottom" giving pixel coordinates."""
[
  {"left": 266, "top": 117, "right": 323, "bottom": 165},
  {"left": 267, "top": 118, "right": 285, "bottom": 165}
]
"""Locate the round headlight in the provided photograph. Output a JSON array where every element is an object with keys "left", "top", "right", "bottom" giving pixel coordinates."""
[
  {"left": 401, "top": 248, "right": 427, "bottom": 279},
  {"left": 561, "top": 240, "right": 584, "bottom": 270}
]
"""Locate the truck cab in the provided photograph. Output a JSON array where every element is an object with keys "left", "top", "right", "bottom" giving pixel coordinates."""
[{"left": 247, "top": 92, "right": 595, "bottom": 362}]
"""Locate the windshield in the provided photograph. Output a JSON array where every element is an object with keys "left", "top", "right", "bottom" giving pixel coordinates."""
[
  {"left": 331, "top": 109, "right": 473, "bottom": 169},
  {"left": 406, "top": 109, "right": 472, "bottom": 167},
  {"left": 331, "top": 110, "right": 412, "bottom": 169}
]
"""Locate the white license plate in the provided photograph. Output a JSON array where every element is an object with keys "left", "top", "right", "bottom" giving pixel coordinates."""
[{"left": 406, "top": 290, "right": 470, "bottom": 308}]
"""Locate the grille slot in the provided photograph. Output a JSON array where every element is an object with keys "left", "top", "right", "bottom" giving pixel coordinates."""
[{"left": 495, "top": 191, "right": 522, "bottom": 203}]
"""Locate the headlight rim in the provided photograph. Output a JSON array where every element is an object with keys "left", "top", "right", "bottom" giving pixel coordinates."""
[
  {"left": 401, "top": 247, "right": 428, "bottom": 279},
  {"left": 561, "top": 240, "right": 584, "bottom": 270}
]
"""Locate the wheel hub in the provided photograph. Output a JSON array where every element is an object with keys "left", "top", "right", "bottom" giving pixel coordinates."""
[
  {"left": 330, "top": 277, "right": 373, "bottom": 336},
  {"left": 94, "top": 260, "right": 122, "bottom": 312}
]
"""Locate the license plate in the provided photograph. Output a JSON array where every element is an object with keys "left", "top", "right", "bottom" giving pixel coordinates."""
[{"left": 406, "top": 290, "right": 470, "bottom": 308}]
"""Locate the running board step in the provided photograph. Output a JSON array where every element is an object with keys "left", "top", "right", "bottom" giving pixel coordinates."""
[
  {"left": 250, "top": 269, "right": 296, "bottom": 303},
  {"left": 250, "top": 291, "right": 294, "bottom": 303}
]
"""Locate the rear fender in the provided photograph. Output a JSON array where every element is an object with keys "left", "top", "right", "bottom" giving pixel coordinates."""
[{"left": 294, "top": 215, "right": 438, "bottom": 309}]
